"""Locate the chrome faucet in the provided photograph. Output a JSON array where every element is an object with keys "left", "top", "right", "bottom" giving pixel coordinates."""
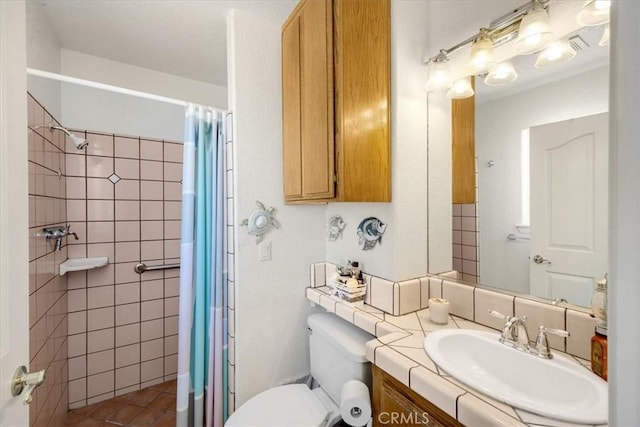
[
  {"left": 43, "top": 224, "right": 78, "bottom": 251},
  {"left": 489, "top": 310, "right": 530, "bottom": 351},
  {"left": 489, "top": 310, "right": 570, "bottom": 359}
]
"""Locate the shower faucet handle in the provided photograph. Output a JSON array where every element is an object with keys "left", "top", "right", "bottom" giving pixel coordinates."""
[{"left": 63, "top": 224, "right": 79, "bottom": 240}]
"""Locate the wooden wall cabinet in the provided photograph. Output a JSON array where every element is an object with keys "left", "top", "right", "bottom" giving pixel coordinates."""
[
  {"left": 451, "top": 78, "right": 476, "bottom": 204},
  {"left": 372, "top": 365, "right": 463, "bottom": 427},
  {"left": 282, "top": 0, "right": 391, "bottom": 203}
]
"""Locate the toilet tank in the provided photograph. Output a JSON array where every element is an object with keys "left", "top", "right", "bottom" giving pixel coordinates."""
[{"left": 308, "top": 313, "right": 374, "bottom": 404}]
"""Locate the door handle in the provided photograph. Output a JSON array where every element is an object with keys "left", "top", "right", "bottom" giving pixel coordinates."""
[
  {"left": 532, "top": 255, "right": 551, "bottom": 265},
  {"left": 11, "top": 366, "right": 46, "bottom": 404}
]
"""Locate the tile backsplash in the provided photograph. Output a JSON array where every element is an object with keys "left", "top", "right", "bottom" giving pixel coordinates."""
[
  {"left": 310, "top": 262, "right": 597, "bottom": 360},
  {"left": 64, "top": 128, "right": 182, "bottom": 408}
]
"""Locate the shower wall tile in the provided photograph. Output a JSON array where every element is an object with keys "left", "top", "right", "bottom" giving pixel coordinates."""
[
  {"left": 63, "top": 127, "right": 183, "bottom": 409},
  {"left": 85, "top": 133, "right": 114, "bottom": 157},
  {"left": 164, "top": 142, "right": 182, "bottom": 163},
  {"left": 140, "top": 139, "right": 163, "bottom": 161},
  {"left": 452, "top": 202, "right": 479, "bottom": 284},
  {"left": 141, "top": 180, "right": 164, "bottom": 200},
  {"left": 28, "top": 93, "right": 69, "bottom": 426},
  {"left": 86, "top": 156, "right": 113, "bottom": 178},
  {"left": 115, "top": 136, "right": 139, "bottom": 159}
]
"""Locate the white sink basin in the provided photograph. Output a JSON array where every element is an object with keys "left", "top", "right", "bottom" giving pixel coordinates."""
[{"left": 424, "top": 329, "right": 607, "bottom": 424}]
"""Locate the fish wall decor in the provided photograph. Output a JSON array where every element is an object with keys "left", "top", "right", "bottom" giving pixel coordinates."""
[
  {"left": 327, "top": 215, "right": 346, "bottom": 241},
  {"left": 357, "top": 217, "right": 387, "bottom": 250}
]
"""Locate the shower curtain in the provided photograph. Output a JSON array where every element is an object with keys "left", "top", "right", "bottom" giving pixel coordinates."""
[{"left": 177, "top": 105, "right": 228, "bottom": 427}]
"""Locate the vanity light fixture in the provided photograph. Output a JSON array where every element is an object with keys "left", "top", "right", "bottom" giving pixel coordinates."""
[
  {"left": 599, "top": 24, "right": 610, "bottom": 46},
  {"left": 484, "top": 61, "right": 518, "bottom": 85},
  {"left": 577, "top": 0, "right": 611, "bottom": 26},
  {"left": 468, "top": 29, "right": 496, "bottom": 75},
  {"left": 447, "top": 76, "right": 475, "bottom": 99},
  {"left": 534, "top": 38, "right": 577, "bottom": 68},
  {"left": 425, "top": 50, "right": 453, "bottom": 92},
  {"left": 515, "top": 1, "right": 554, "bottom": 54}
]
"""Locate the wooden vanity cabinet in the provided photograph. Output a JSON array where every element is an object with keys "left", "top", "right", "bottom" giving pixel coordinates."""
[
  {"left": 373, "top": 365, "right": 462, "bottom": 427},
  {"left": 281, "top": 0, "right": 391, "bottom": 203}
]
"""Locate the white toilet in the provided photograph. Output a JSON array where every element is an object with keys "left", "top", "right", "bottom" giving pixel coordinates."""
[{"left": 225, "top": 313, "right": 374, "bottom": 427}]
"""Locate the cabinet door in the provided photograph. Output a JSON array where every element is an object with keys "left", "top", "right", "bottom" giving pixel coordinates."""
[
  {"left": 282, "top": 0, "right": 334, "bottom": 202},
  {"left": 282, "top": 13, "right": 303, "bottom": 199},
  {"left": 334, "top": 0, "right": 391, "bottom": 202},
  {"left": 373, "top": 365, "right": 462, "bottom": 427},
  {"left": 300, "top": 0, "right": 335, "bottom": 199}
]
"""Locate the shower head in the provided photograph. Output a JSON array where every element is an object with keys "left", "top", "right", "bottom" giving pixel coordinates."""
[
  {"left": 48, "top": 124, "right": 89, "bottom": 150},
  {"left": 69, "top": 134, "right": 89, "bottom": 150}
]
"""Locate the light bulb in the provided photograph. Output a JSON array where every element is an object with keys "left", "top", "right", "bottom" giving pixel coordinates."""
[
  {"left": 578, "top": 0, "right": 611, "bottom": 26},
  {"left": 516, "top": 6, "right": 554, "bottom": 54},
  {"left": 425, "top": 55, "right": 452, "bottom": 92},
  {"left": 468, "top": 32, "right": 496, "bottom": 74},
  {"left": 535, "top": 39, "right": 577, "bottom": 68},
  {"left": 447, "top": 77, "right": 475, "bottom": 99},
  {"left": 484, "top": 62, "right": 518, "bottom": 85}
]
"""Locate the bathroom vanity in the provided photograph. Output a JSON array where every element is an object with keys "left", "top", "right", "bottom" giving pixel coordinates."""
[
  {"left": 306, "top": 284, "right": 608, "bottom": 427},
  {"left": 373, "top": 365, "right": 461, "bottom": 427}
]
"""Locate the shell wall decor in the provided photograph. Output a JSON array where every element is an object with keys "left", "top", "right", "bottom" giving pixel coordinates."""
[
  {"left": 327, "top": 215, "right": 346, "bottom": 241},
  {"left": 357, "top": 217, "right": 387, "bottom": 250},
  {"left": 240, "top": 200, "right": 280, "bottom": 243}
]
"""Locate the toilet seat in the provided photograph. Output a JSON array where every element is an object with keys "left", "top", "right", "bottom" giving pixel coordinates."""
[{"left": 225, "top": 384, "right": 331, "bottom": 427}]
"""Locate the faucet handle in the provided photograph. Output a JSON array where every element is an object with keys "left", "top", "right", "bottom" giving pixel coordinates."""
[
  {"left": 540, "top": 326, "right": 569, "bottom": 338},
  {"left": 488, "top": 310, "right": 527, "bottom": 323},
  {"left": 488, "top": 309, "right": 510, "bottom": 321},
  {"left": 535, "top": 325, "right": 570, "bottom": 359}
]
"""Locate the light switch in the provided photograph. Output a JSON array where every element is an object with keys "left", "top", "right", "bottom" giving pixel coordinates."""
[{"left": 258, "top": 241, "right": 272, "bottom": 261}]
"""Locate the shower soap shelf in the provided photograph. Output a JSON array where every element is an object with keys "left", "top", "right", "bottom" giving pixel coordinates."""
[{"left": 60, "top": 257, "right": 108, "bottom": 276}]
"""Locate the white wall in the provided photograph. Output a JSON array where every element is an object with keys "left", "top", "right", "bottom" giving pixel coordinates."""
[
  {"left": 476, "top": 66, "right": 608, "bottom": 293},
  {"left": 226, "top": 8, "right": 326, "bottom": 406},
  {"left": 609, "top": 1, "right": 640, "bottom": 423},
  {"left": 325, "top": 0, "right": 429, "bottom": 282},
  {"left": 59, "top": 49, "right": 228, "bottom": 141},
  {"left": 26, "top": 1, "right": 62, "bottom": 118},
  {"left": 61, "top": 49, "right": 227, "bottom": 109},
  {"left": 60, "top": 82, "right": 186, "bottom": 141}
]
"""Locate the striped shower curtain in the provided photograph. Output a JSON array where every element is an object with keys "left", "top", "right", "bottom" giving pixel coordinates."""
[{"left": 177, "top": 105, "right": 228, "bottom": 426}]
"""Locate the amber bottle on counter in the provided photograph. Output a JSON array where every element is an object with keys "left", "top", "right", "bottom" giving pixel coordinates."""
[{"left": 591, "top": 325, "right": 608, "bottom": 381}]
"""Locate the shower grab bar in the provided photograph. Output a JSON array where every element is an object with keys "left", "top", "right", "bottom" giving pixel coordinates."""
[{"left": 134, "top": 262, "right": 180, "bottom": 274}]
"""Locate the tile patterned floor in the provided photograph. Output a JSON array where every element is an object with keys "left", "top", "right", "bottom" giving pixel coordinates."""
[{"left": 63, "top": 380, "right": 176, "bottom": 427}]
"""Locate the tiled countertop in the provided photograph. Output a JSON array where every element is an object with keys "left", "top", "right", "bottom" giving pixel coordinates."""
[{"left": 307, "top": 286, "right": 607, "bottom": 427}]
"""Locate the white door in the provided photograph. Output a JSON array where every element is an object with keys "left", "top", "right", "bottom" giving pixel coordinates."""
[
  {"left": 0, "top": 1, "right": 31, "bottom": 424},
  {"left": 529, "top": 113, "right": 608, "bottom": 306}
]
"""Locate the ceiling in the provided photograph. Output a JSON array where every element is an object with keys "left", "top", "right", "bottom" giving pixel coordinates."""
[{"left": 36, "top": 0, "right": 298, "bottom": 87}]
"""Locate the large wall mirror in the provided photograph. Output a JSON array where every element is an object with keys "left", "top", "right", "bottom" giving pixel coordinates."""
[{"left": 427, "top": 0, "right": 610, "bottom": 308}]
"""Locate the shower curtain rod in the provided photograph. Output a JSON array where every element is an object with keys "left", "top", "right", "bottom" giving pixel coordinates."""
[{"left": 26, "top": 68, "right": 227, "bottom": 113}]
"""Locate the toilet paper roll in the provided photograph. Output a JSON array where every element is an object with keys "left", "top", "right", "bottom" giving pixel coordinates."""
[{"left": 340, "top": 380, "right": 372, "bottom": 427}]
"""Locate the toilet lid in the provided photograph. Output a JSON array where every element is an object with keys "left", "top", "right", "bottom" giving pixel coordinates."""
[{"left": 225, "top": 384, "right": 328, "bottom": 427}]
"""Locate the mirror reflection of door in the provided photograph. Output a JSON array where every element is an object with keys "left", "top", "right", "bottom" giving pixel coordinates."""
[{"left": 529, "top": 113, "right": 608, "bottom": 306}]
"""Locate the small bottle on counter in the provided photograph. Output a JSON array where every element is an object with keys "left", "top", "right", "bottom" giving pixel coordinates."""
[{"left": 590, "top": 324, "right": 608, "bottom": 381}]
